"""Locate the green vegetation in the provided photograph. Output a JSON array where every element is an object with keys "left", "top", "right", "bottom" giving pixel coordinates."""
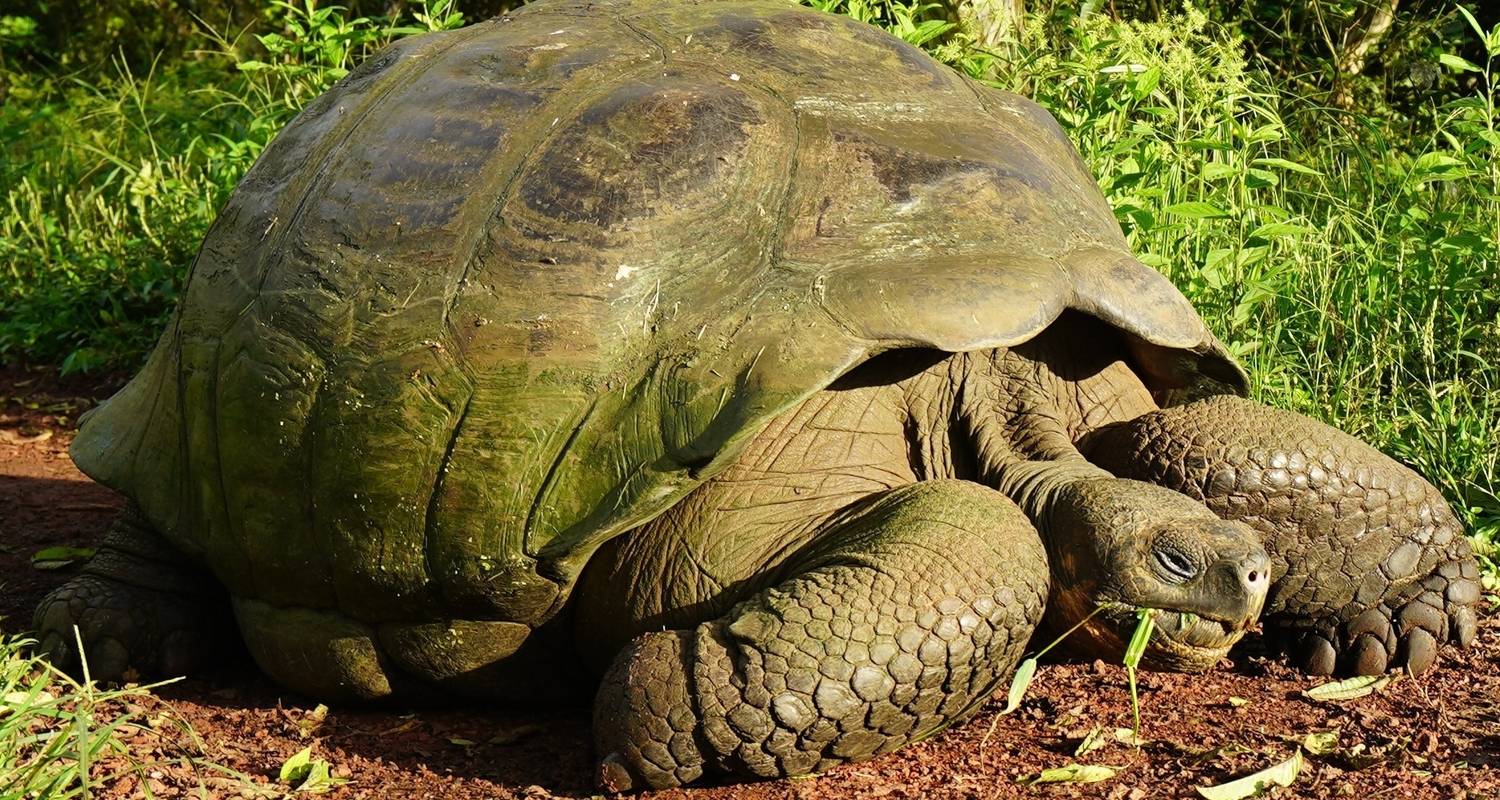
[
  {"left": 0, "top": 0, "right": 1495, "bottom": 571},
  {"left": 0, "top": 626, "right": 251, "bottom": 797},
  {"left": 0, "top": 0, "right": 469, "bottom": 372}
]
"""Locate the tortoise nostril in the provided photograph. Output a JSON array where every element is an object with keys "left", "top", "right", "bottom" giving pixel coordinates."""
[{"left": 1238, "top": 554, "right": 1271, "bottom": 592}]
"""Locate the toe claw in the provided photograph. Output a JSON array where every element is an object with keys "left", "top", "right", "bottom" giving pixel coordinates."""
[
  {"left": 1348, "top": 633, "right": 1388, "bottom": 676},
  {"left": 597, "top": 753, "right": 637, "bottom": 793},
  {"left": 89, "top": 637, "right": 130, "bottom": 681},
  {"left": 1451, "top": 605, "right": 1477, "bottom": 648},
  {"left": 38, "top": 631, "right": 68, "bottom": 668},
  {"left": 1281, "top": 552, "right": 1482, "bottom": 677},
  {"left": 1295, "top": 633, "right": 1337, "bottom": 675},
  {"left": 1401, "top": 627, "right": 1437, "bottom": 676}
]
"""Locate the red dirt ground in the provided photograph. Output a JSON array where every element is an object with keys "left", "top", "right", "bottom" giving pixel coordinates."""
[{"left": 3, "top": 364, "right": 1498, "bottom": 799}]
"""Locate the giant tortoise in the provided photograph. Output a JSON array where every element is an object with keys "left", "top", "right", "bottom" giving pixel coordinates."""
[{"left": 36, "top": 0, "right": 1480, "bottom": 789}]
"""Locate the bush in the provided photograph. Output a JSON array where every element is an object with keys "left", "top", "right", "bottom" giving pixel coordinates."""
[{"left": 0, "top": 0, "right": 462, "bottom": 371}]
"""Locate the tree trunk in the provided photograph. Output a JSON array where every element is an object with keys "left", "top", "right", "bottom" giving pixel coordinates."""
[
  {"left": 1332, "top": 0, "right": 1399, "bottom": 108},
  {"left": 958, "top": 0, "right": 1026, "bottom": 53}
]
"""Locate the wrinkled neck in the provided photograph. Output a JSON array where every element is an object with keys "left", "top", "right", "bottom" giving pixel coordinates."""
[
  {"left": 942, "top": 342, "right": 1126, "bottom": 536},
  {"left": 895, "top": 317, "right": 1159, "bottom": 511},
  {"left": 985, "top": 458, "right": 1111, "bottom": 536}
]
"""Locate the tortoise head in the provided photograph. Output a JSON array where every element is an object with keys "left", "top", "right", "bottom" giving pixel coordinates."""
[{"left": 1040, "top": 478, "right": 1270, "bottom": 671}]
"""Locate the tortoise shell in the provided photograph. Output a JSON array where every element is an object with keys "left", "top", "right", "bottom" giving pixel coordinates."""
[{"left": 72, "top": 0, "right": 1244, "bottom": 627}]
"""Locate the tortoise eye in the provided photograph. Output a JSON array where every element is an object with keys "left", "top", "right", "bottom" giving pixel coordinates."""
[{"left": 1154, "top": 547, "right": 1198, "bottom": 583}]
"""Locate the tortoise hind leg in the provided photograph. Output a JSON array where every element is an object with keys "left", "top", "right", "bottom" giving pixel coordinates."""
[
  {"left": 592, "top": 480, "right": 1049, "bottom": 790},
  {"left": 34, "top": 506, "right": 232, "bottom": 681}
]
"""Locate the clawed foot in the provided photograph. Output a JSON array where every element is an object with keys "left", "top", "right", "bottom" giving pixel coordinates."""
[
  {"left": 1276, "top": 557, "right": 1480, "bottom": 676},
  {"left": 34, "top": 573, "right": 226, "bottom": 681},
  {"left": 593, "top": 630, "right": 706, "bottom": 792}
]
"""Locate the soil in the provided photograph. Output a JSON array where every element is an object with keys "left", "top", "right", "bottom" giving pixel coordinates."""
[{"left": 3, "top": 364, "right": 1498, "bottom": 799}]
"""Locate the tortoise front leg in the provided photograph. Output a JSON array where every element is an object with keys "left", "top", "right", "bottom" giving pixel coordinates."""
[
  {"left": 1084, "top": 395, "right": 1480, "bottom": 676},
  {"left": 591, "top": 480, "right": 1048, "bottom": 790},
  {"left": 34, "top": 506, "right": 232, "bottom": 680}
]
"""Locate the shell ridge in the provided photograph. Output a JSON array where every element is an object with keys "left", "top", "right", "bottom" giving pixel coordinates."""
[
  {"left": 230, "top": 26, "right": 486, "bottom": 343},
  {"left": 524, "top": 394, "right": 601, "bottom": 550},
  {"left": 424, "top": 391, "right": 475, "bottom": 601},
  {"left": 207, "top": 336, "right": 262, "bottom": 593},
  {"left": 438, "top": 25, "right": 670, "bottom": 344}
]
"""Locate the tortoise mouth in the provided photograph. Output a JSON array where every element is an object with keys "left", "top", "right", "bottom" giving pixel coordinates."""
[
  {"left": 1097, "top": 602, "right": 1250, "bottom": 671},
  {"left": 1152, "top": 609, "right": 1245, "bottom": 650}
]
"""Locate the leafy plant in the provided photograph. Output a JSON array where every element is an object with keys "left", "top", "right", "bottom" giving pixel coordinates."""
[
  {"left": 0, "top": 625, "right": 252, "bottom": 797},
  {"left": 0, "top": 1, "right": 462, "bottom": 372}
]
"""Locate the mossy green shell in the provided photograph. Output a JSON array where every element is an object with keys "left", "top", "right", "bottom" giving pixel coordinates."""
[{"left": 71, "top": 0, "right": 1245, "bottom": 625}]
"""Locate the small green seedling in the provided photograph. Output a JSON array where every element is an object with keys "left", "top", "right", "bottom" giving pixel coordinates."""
[
  {"left": 1122, "top": 607, "right": 1157, "bottom": 743},
  {"left": 1000, "top": 603, "right": 1159, "bottom": 743},
  {"left": 999, "top": 604, "right": 1106, "bottom": 715}
]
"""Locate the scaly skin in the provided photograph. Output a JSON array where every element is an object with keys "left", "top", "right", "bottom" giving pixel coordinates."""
[
  {"left": 1084, "top": 395, "right": 1480, "bottom": 675},
  {"left": 33, "top": 507, "right": 230, "bottom": 680},
  {"left": 593, "top": 481, "right": 1049, "bottom": 791}
]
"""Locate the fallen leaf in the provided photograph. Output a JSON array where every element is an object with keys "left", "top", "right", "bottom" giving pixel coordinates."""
[
  {"left": 1303, "top": 674, "right": 1397, "bottom": 702},
  {"left": 0, "top": 428, "right": 53, "bottom": 444},
  {"left": 279, "top": 745, "right": 345, "bottom": 793},
  {"left": 298, "top": 703, "right": 329, "bottom": 739},
  {"left": 1114, "top": 727, "right": 1150, "bottom": 747},
  {"left": 1227, "top": 696, "right": 1250, "bottom": 708},
  {"left": 488, "top": 723, "right": 542, "bottom": 746},
  {"left": 1075, "top": 726, "right": 1107, "bottom": 757},
  {"left": 295, "top": 759, "right": 345, "bottom": 793},
  {"left": 379, "top": 718, "right": 421, "bottom": 736},
  {"left": 1018, "top": 764, "right": 1120, "bottom": 785},
  {"left": 31, "top": 545, "right": 96, "bottom": 570},
  {"left": 448, "top": 737, "right": 476, "bottom": 747},
  {"left": 279, "top": 746, "right": 314, "bottom": 784},
  {"left": 1, "top": 689, "right": 54, "bottom": 708},
  {"left": 1196, "top": 749, "right": 1303, "bottom": 799},
  {"left": 1302, "top": 731, "right": 1339, "bottom": 755}
]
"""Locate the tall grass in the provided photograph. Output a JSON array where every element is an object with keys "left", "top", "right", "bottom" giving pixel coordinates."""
[
  {"left": 0, "top": 0, "right": 462, "bottom": 371},
  {"left": 0, "top": 0, "right": 1495, "bottom": 571},
  {"left": 928, "top": 2, "right": 1500, "bottom": 568}
]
